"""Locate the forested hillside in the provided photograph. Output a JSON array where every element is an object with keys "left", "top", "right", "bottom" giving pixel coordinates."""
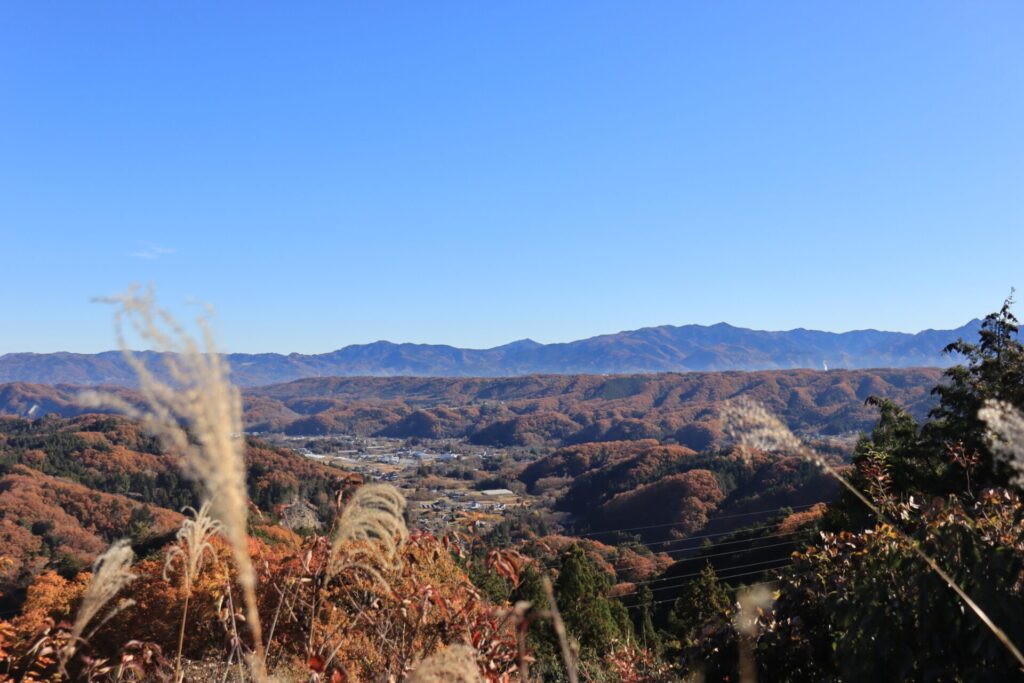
[
  {"left": 520, "top": 440, "right": 836, "bottom": 542},
  {"left": 0, "top": 414, "right": 348, "bottom": 603},
  {"left": 1, "top": 367, "right": 942, "bottom": 450},
  {"left": 1, "top": 302, "right": 1022, "bottom": 682}
]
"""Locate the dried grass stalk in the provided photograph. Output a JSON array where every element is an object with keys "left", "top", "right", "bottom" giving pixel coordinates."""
[
  {"left": 326, "top": 483, "right": 408, "bottom": 586},
  {"left": 80, "top": 287, "right": 266, "bottom": 678},
  {"left": 406, "top": 643, "right": 482, "bottom": 683},
  {"left": 734, "top": 585, "right": 773, "bottom": 683},
  {"left": 721, "top": 398, "right": 803, "bottom": 455},
  {"left": 62, "top": 540, "right": 137, "bottom": 666},
  {"left": 165, "top": 502, "right": 223, "bottom": 682},
  {"left": 542, "top": 576, "right": 579, "bottom": 683},
  {"left": 721, "top": 398, "right": 1024, "bottom": 669},
  {"left": 164, "top": 501, "right": 223, "bottom": 595}
]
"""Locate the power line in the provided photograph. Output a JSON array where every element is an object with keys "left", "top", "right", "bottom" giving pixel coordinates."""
[
  {"left": 641, "top": 528, "right": 813, "bottom": 554},
  {"left": 612, "top": 541, "right": 806, "bottom": 585},
  {"left": 571, "top": 502, "right": 821, "bottom": 537},
  {"left": 536, "top": 528, "right": 815, "bottom": 573},
  {"left": 530, "top": 522, "right": 792, "bottom": 563},
  {"left": 626, "top": 519, "right": 806, "bottom": 549},
  {"left": 618, "top": 565, "right": 791, "bottom": 603},
  {"left": 535, "top": 523, "right": 796, "bottom": 563},
  {"left": 623, "top": 555, "right": 798, "bottom": 590},
  {"left": 648, "top": 579, "right": 781, "bottom": 607},
  {"left": 613, "top": 559, "right": 793, "bottom": 600}
]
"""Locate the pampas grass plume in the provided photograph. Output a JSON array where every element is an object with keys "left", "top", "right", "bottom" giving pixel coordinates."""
[
  {"left": 979, "top": 399, "right": 1024, "bottom": 487},
  {"left": 721, "top": 398, "right": 803, "bottom": 456},
  {"left": 79, "top": 286, "right": 266, "bottom": 678},
  {"left": 721, "top": 397, "right": 1024, "bottom": 669},
  {"left": 327, "top": 483, "right": 408, "bottom": 585},
  {"left": 164, "top": 501, "right": 223, "bottom": 596},
  {"left": 63, "top": 540, "right": 137, "bottom": 665},
  {"left": 406, "top": 643, "right": 482, "bottom": 683}
]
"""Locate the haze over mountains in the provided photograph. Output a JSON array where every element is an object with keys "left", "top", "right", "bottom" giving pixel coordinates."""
[{"left": 0, "top": 320, "right": 981, "bottom": 387}]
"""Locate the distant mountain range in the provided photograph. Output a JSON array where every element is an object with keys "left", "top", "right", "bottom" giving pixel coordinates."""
[{"left": 0, "top": 320, "right": 982, "bottom": 387}]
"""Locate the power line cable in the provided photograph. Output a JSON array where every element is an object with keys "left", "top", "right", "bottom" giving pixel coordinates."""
[
  {"left": 638, "top": 528, "right": 814, "bottom": 553},
  {"left": 647, "top": 579, "right": 781, "bottom": 607},
  {"left": 627, "top": 519, "right": 806, "bottom": 549},
  {"left": 571, "top": 502, "right": 821, "bottom": 537},
  {"left": 536, "top": 528, "right": 815, "bottom": 572},
  {"left": 621, "top": 555, "right": 798, "bottom": 591},
  {"left": 617, "top": 564, "right": 791, "bottom": 602}
]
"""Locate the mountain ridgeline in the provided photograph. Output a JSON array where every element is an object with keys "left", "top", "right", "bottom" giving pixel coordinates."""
[{"left": 0, "top": 320, "right": 981, "bottom": 386}]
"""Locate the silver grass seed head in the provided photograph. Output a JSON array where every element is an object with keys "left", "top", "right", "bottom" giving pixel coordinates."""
[
  {"left": 64, "top": 539, "right": 137, "bottom": 662},
  {"left": 327, "top": 483, "right": 409, "bottom": 584},
  {"left": 721, "top": 398, "right": 804, "bottom": 455},
  {"left": 406, "top": 643, "right": 482, "bottom": 683},
  {"left": 734, "top": 584, "right": 774, "bottom": 638},
  {"left": 79, "top": 286, "right": 266, "bottom": 678},
  {"left": 163, "top": 501, "right": 224, "bottom": 594},
  {"left": 979, "top": 399, "right": 1024, "bottom": 487}
]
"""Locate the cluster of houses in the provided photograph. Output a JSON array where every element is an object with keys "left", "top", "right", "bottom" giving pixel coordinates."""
[
  {"left": 299, "top": 446, "right": 463, "bottom": 467},
  {"left": 286, "top": 436, "right": 525, "bottom": 533},
  {"left": 413, "top": 494, "right": 521, "bottom": 533}
]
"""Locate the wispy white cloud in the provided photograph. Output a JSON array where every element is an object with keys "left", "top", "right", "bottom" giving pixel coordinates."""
[{"left": 130, "top": 243, "right": 178, "bottom": 260}]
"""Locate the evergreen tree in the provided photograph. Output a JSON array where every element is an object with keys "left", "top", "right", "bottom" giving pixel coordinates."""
[
  {"left": 736, "top": 297, "right": 1024, "bottom": 681},
  {"left": 926, "top": 293, "right": 1024, "bottom": 489},
  {"left": 554, "top": 545, "right": 628, "bottom": 657},
  {"left": 634, "top": 585, "right": 661, "bottom": 655},
  {"left": 510, "top": 566, "right": 564, "bottom": 681},
  {"left": 127, "top": 504, "right": 156, "bottom": 544},
  {"left": 665, "top": 563, "right": 730, "bottom": 652},
  {"left": 827, "top": 398, "right": 927, "bottom": 530},
  {"left": 832, "top": 295, "right": 1024, "bottom": 520}
]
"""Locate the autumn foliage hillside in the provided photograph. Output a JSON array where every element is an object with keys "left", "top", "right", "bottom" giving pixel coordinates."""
[
  {"left": 0, "top": 414, "right": 349, "bottom": 600},
  {"left": 245, "top": 369, "right": 942, "bottom": 448},
  {"left": 1, "top": 367, "right": 942, "bottom": 450},
  {"left": 520, "top": 439, "right": 837, "bottom": 543},
  {"left": 0, "top": 465, "right": 183, "bottom": 593}
]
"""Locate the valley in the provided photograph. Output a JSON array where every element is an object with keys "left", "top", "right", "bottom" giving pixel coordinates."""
[{"left": 1, "top": 314, "right": 1019, "bottom": 681}]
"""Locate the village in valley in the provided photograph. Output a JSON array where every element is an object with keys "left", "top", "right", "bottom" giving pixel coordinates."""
[{"left": 262, "top": 433, "right": 537, "bottom": 535}]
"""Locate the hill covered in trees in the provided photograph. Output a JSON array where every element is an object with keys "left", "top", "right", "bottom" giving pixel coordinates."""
[
  {"left": 1, "top": 299, "right": 1023, "bottom": 681},
  {"left": 0, "top": 320, "right": 981, "bottom": 385},
  {"left": 520, "top": 439, "right": 836, "bottom": 542},
  {"left": 0, "top": 414, "right": 350, "bottom": 603},
  {"left": 0, "top": 368, "right": 942, "bottom": 450}
]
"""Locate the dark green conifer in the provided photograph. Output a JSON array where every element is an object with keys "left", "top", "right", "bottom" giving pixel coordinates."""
[
  {"left": 554, "top": 545, "right": 628, "bottom": 656},
  {"left": 927, "top": 293, "right": 1024, "bottom": 489},
  {"left": 666, "top": 563, "right": 730, "bottom": 651}
]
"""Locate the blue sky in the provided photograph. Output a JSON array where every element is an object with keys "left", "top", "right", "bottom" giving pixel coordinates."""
[{"left": 2, "top": 2, "right": 1022, "bottom": 353}]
